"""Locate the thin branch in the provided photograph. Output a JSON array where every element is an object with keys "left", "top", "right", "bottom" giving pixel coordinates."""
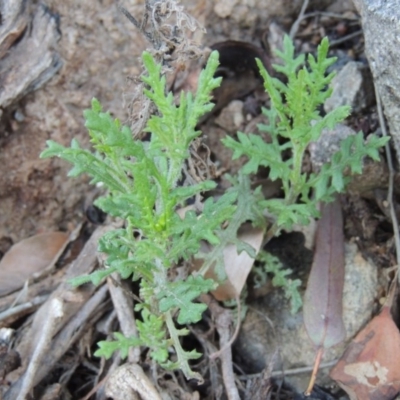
[
  {"left": 209, "top": 294, "right": 242, "bottom": 360},
  {"left": 118, "top": 5, "right": 153, "bottom": 43},
  {"left": 0, "top": 294, "right": 48, "bottom": 324},
  {"left": 302, "top": 11, "right": 359, "bottom": 21},
  {"left": 16, "top": 298, "right": 65, "bottom": 400},
  {"left": 329, "top": 30, "right": 363, "bottom": 47},
  {"left": 107, "top": 274, "right": 140, "bottom": 363},
  {"left": 205, "top": 295, "right": 240, "bottom": 400},
  {"left": 374, "top": 82, "right": 400, "bottom": 279},
  {"left": 290, "top": 0, "right": 310, "bottom": 39},
  {"left": 237, "top": 360, "right": 338, "bottom": 380},
  {"left": 216, "top": 309, "right": 240, "bottom": 400}
]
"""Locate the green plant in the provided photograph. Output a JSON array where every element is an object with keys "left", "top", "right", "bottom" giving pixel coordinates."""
[
  {"left": 41, "top": 51, "right": 234, "bottom": 380},
  {"left": 40, "top": 36, "right": 388, "bottom": 380},
  {"left": 223, "top": 36, "right": 388, "bottom": 239},
  {"left": 254, "top": 251, "right": 302, "bottom": 314}
]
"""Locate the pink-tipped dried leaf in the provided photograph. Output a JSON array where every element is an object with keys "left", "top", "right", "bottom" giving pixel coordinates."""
[
  {"left": 0, "top": 231, "right": 69, "bottom": 296},
  {"left": 303, "top": 198, "right": 346, "bottom": 349}
]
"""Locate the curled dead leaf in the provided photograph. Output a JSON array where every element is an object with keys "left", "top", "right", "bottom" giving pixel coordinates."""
[{"left": 193, "top": 224, "right": 264, "bottom": 301}]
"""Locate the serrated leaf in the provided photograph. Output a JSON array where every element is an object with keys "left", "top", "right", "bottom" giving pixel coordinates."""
[
  {"left": 157, "top": 275, "right": 216, "bottom": 324},
  {"left": 254, "top": 251, "right": 302, "bottom": 314},
  {"left": 40, "top": 140, "right": 69, "bottom": 158},
  {"left": 95, "top": 332, "right": 142, "bottom": 360},
  {"left": 69, "top": 267, "right": 117, "bottom": 287}
]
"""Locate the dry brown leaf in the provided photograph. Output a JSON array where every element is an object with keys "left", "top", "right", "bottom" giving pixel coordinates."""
[
  {"left": 330, "top": 283, "right": 400, "bottom": 400},
  {"left": 303, "top": 198, "right": 346, "bottom": 395},
  {"left": 0, "top": 232, "right": 69, "bottom": 296}
]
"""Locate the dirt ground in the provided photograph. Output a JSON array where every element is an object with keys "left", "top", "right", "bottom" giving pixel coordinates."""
[{"left": 1, "top": 0, "right": 398, "bottom": 399}]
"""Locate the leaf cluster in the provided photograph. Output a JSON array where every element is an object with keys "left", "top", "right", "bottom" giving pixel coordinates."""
[
  {"left": 41, "top": 51, "right": 236, "bottom": 379},
  {"left": 255, "top": 250, "right": 302, "bottom": 314},
  {"left": 223, "top": 35, "right": 389, "bottom": 231}
]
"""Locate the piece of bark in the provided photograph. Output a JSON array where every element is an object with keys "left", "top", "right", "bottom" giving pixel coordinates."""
[
  {"left": 0, "top": 3, "right": 62, "bottom": 109},
  {"left": 0, "top": 0, "right": 29, "bottom": 59},
  {"left": 105, "top": 364, "right": 162, "bottom": 400},
  {"left": 0, "top": 269, "right": 65, "bottom": 318},
  {"left": 4, "top": 285, "right": 108, "bottom": 400},
  {"left": 13, "top": 225, "right": 111, "bottom": 364}
]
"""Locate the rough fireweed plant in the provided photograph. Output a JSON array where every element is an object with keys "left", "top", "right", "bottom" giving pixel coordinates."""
[{"left": 40, "top": 36, "right": 388, "bottom": 380}]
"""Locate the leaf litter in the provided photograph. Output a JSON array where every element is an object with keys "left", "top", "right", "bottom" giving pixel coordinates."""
[
  {"left": 0, "top": 0, "right": 395, "bottom": 398},
  {"left": 330, "top": 282, "right": 400, "bottom": 400},
  {"left": 303, "top": 197, "right": 346, "bottom": 394},
  {"left": 0, "top": 231, "right": 69, "bottom": 297}
]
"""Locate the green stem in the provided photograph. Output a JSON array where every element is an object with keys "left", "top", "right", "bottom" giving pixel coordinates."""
[
  {"left": 165, "top": 311, "right": 202, "bottom": 381},
  {"left": 264, "top": 143, "right": 306, "bottom": 247},
  {"left": 291, "top": 143, "right": 306, "bottom": 197}
]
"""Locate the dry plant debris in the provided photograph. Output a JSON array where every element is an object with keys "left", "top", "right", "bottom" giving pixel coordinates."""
[
  {"left": 0, "top": 231, "right": 69, "bottom": 296},
  {"left": 330, "top": 284, "right": 400, "bottom": 400},
  {"left": 303, "top": 198, "right": 346, "bottom": 394},
  {"left": 1, "top": 0, "right": 400, "bottom": 399}
]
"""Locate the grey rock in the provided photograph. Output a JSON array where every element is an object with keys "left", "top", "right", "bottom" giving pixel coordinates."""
[
  {"left": 309, "top": 123, "right": 356, "bottom": 170},
  {"left": 324, "top": 61, "right": 375, "bottom": 114},
  {"left": 214, "top": 100, "right": 244, "bottom": 133},
  {"left": 352, "top": 0, "right": 400, "bottom": 162},
  {"left": 235, "top": 242, "right": 378, "bottom": 391},
  {"left": 327, "top": 0, "right": 357, "bottom": 13}
]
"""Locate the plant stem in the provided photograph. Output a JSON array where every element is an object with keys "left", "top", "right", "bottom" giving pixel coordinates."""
[{"left": 165, "top": 311, "right": 202, "bottom": 381}]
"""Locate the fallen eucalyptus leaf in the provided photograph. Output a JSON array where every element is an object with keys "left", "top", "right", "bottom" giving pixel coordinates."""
[
  {"left": 303, "top": 197, "right": 346, "bottom": 395},
  {"left": 304, "top": 198, "right": 346, "bottom": 349},
  {"left": 0, "top": 232, "right": 69, "bottom": 296}
]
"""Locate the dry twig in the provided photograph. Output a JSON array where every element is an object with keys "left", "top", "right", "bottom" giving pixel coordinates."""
[
  {"left": 374, "top": 82, "right": 400, "bottom": 278},
  {"left": 205, "top": 295, "right": 240, "bottom": 400},
  {"left": 107, "top": 274, "right": 140, "bottom": 363},
  {"left": 289, "top": 0, "right": 310, "bottom": 39}
]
